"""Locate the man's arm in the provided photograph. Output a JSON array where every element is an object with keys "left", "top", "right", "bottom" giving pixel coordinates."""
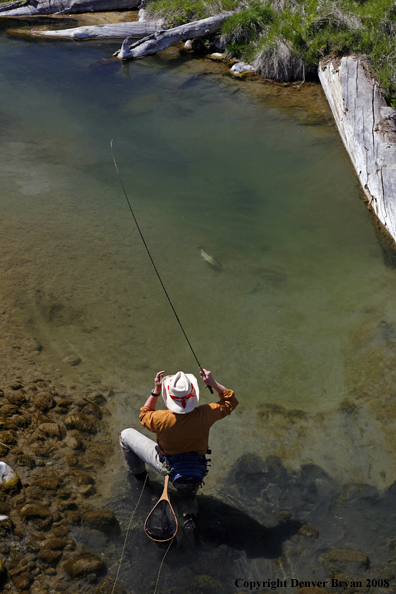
[
  {"left": 199, "top": 368, "right": 228, "bottom": 394},
  {"left": 199, "top": 368, "right": 238, "bottom": 419},
  {"left": 142, "top": 370, "right": 164, "bottom": 411}
]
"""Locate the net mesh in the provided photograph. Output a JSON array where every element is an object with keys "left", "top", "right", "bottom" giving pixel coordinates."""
[{"left": 145, "top": 500, "right": 177, "bottom": 542}]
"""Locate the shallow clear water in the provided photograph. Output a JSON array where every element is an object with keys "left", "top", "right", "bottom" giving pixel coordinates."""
[
  {"left": 0, "top": 31, "right": 391, "bottom": 413},
  {"left": 2, "top": 25, "right": 396, "bottom": 591}
]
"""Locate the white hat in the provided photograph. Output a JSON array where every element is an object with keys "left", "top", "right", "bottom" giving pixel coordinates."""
[{"left": 162, "top": 371, "right": 199, "bottom": 414}]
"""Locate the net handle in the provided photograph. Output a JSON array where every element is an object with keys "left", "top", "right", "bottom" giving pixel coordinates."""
[{"left": 144, "top": 474, "right": 178, "bottom": 542}]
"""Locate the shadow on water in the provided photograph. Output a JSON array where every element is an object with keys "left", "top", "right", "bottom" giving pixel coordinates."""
[
  {"left": 196, "top": 496, "right": 302, "bottom": 559},
  {"left": 94, "top": 454, "right": 396, "bottom": 591}
]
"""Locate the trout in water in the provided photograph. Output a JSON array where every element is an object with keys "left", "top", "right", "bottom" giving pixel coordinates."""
[{"left": 199, "top": 248, "right": 223, "bottom": 270}]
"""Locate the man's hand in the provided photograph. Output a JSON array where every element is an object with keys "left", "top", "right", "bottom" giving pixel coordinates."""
[
  {"left": 199, "top": 368, "right": 227, "bottom": 395},
  {"left": 154, "top": 370, "right": 164, "bottom": 395}
]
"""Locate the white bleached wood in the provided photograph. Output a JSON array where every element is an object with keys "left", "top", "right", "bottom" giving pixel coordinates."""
[
  {"left": 115, "top": 12, "right": 231, "bottom": 59},
  {"left": 319, "top": 57, "right": 396, "bottom": 242},
  {"left": 24, "top": 21, "right": 160, "bottom": 38},
  {"left": 0, "top": 0, "right": 139, "bottom": 17}
]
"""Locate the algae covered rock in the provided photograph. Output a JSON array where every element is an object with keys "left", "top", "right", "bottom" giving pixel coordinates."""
[
  {"left": 20, "top": 503, "right": 51, "bottom": 518},
  {"left": 38, "top": 548, "right": 62, "bottom": 563},
  {"left": 0, "top": 431, "right": 17, "bottom": 445},
  {"left": 42, "top": 537, "right": 69, "bottom": 550},
  {"left": 38, "top": 422, "right": 64, "bottom": 439},
  {"left": 64, "top": 413, "right": 98, "bottom": 434},
  {"left": 82, "top": 510, "right": 120, "bottom": 535},
  {"left": 11, "top": 571, "right": 34, "bottom": 591},
  {"left": 31, "top": 470, "right": 61, "bottom": 491},
  {"left": 5, "top": 391, "right": 26, "bottom": 406},
  {"left": 63, "top": 553, "right": 106, "bottom": 577},
  {"left": 33, "top": 392, "right": 54, "bottom": 412},
  {"left": 0, "top": 461, "right": 19, "bottom": 491}
]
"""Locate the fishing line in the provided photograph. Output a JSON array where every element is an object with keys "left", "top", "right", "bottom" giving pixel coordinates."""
[
  {"left": 110, "top": 474, "right": 148, "bottom": 594},
  {"left": 153, "top": 537, "right": 175, "bottom": 594},
  {"left": 110, "top": 140, "right": 212, "bottom": 391}
]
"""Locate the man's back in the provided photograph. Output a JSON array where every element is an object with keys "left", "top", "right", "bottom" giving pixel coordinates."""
[{"left": 140, "top": 389, "right": 238, "bottom": 455}]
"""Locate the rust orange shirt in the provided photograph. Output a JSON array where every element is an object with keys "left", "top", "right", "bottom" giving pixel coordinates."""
[{"left": 139, "top": 389, "right": 238, "bottom": 456}]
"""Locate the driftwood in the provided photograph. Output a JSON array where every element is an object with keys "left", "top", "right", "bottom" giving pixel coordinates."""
[
  {"left": 115, "top": 12, "right": 231, "bottom": 60},
  {"left": 0, "top": 0, "right": 139, "bottom": 17},
  {"left": 8, "top": 20, "right": 161, "bottom": 38},
  {"left": 319, "top": 57, "right": 396, "bottom": 243}
]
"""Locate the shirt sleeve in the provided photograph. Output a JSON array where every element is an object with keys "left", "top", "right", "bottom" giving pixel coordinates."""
[
  {"left": 206, "top": 389, "right": 238, "bottom": 423},
  {"left": 139, "top": 407, "right": 158, "bottom": 433}
]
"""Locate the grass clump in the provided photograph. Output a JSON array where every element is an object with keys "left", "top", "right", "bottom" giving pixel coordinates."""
[{"left": 145, "top": 0, "right": 396, "bottom": 105}]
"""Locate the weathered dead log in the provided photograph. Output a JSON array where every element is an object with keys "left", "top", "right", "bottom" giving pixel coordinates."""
[
  {"left": 319, "top": 56, "right": 396, "bottom": 243},
  {"left": 0, "top": 0, "right": 139, "bottom": 17},
  {"left": 7, "top": 21, "right": 160, "bottom": 39},
  {"left": 115, "top": 12, "right": 232, "bottom": 60}
]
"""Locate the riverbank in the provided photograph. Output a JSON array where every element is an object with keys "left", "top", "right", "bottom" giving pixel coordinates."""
[{"left": 0, "top": 315, "right": 121, "bottom": 594}]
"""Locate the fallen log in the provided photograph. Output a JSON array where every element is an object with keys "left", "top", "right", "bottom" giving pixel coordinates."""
[
  {"left": 319, "top": 56, "right": 396, "bottom": 244},
  {"left": 7, "top": 20, "right": 161, "bottom": 39},
  {"left": 115, "top": 12, "right": 232, "bottom": 60},
  {"left": 0, "top": 0, "right": 139, "bottom": 17}
]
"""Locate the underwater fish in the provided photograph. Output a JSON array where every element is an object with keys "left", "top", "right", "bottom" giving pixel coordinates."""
[{"left": 199, "top": 248, "right": 223, "bottom": 269}]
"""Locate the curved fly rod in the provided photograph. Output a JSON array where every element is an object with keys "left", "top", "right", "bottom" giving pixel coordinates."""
[{"left": 110, "top": 140, "right": 213, "bottom": 393}]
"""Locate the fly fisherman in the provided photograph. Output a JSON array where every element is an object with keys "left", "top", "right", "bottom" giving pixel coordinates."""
[{"left": 120, "top": 368, "right": 238, "bottom": 530}]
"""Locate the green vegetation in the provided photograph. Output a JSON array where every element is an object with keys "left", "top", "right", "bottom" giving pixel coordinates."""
[{"left": 146, "top": 0, "right": 396, "bottom": 106}]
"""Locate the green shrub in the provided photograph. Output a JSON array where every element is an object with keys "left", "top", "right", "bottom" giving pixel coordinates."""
[{"left": 145, "top": 0, "right": 396, "bottom": 105}]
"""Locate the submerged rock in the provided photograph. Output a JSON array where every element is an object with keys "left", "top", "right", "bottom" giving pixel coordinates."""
[
  {"left": 5, "top": 391, "right": 26, "bottom": 406},
  {"left": 63, "top": 355, "right": 81, "bottom": 366},
  {"left": 20, "top": 503, "right": 51, "bottom": 519},
  {"left": 11, "top": 572, "right": 34, "bottom": 591},
  {"left": 0, "top": 461, "right": 19, "bottom": 491},
  {"left": 38, "top": 548, "right": 62, "bottom": 564},
  {"left": 34, "top": 392, "right": 54, "bottom": 412},
  {"left": 63, "top": 553, "right": 106, "bottom": 578},
  {"left": 82, "top": 510, "right": 120, "bottom": 535},
  {"left": 38, "top": 422, "right": 64, "bottom": 439},
  {"left": 31, "top": 470, "right": 61, "bottom": 491},
  {"left": 64, "top": 413, "right": 98, "bottom": 434}
]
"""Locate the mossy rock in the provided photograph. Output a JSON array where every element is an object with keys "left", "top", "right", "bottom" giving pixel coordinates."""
[
  {"left": 16, "top": 454, "right": 35, "bottom": 468},
  {"left": 34, "top": 392, "right": 54, "bottom": 412},
  {"left": 38, "top": 548, "right": 62, "bottom": 564},
  {"left": 31, "top": 470, "right": 61, "bottom": 491},
  {"left": 71, "top": 470, "right": 95, "bottom": 486},
  {"left": 0, "top": 431, "right": 17, "bottom": 445},
  {"left": 6, "top": 390, "right": 26, "bottom": 405},
  {"left": 6, "top": 392, "right": 26, "bottom": 407},
  {"left": 82, "top": 510, "right": 120, "bottom": 535},
  {"left": 63, "top": 413, "right": 98, "bottom": 434},
  {"left": 43, "top": 537, "right": 68, "bottom": 550},
  {"left": 9, "top": 413, "right": 31, "bottom": 428},
  {"left": 38, "top": 422, "right": 64, "bottom": 439},
  {"left": 20, "top": 503, "right": 51, "bottom": 519},
  {"left": 63, "top": 553, "right": 106, "bottom": 578},
  {"left": 0, "top": 404, "right": 18, "bottom": 417},
  {"left": 51, "top": 523, "right": 70, "bottom": 537},
  {"left": 0, "top": 444, "right": 9, "bottom": 457},
  {"left": 0, "top": 461, "right": 19, "bottom": 492},
  {"left": 0, "top": 501, "right": 11, "bottom": 514},
  {"left": 81, "top": 402, "right": 102, "bottom": 420},
  {"left": 11, "top": 572, "right": 34, "bottom": 591}
]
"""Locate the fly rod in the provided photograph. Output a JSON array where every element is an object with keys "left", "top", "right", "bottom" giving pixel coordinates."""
[{"left": 110, "top": 140, "right": 213, "bottom": 393}]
